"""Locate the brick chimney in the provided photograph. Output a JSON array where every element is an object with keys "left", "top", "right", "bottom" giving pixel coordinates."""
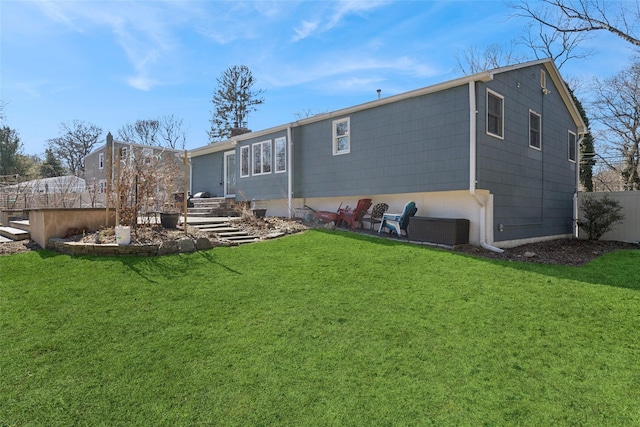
[{"left": 230, "top": 127, "right": 252, "bottom": 137}]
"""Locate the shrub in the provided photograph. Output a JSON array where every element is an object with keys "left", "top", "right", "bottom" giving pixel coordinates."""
[{"left": 577, "top": 195, "right": 624, "bottom": 240}]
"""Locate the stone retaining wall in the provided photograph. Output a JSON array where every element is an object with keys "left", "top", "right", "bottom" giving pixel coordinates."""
[{"left": 48, "top": 236, "right": 231, "bottom": 257}]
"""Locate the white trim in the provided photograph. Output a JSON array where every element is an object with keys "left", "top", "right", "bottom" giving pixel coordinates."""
[
  {"left": 98, "top": 153, "right": 104, "bottom": 170},
  {"left": 332, "top": 117, "right": 350, "bottom": 155},
  {"left": 568, "top": 130, "right": 577, "bottom": 163},
  {"left": 240, "top": 145, "right": 250, "bottom": 178},
  {"left": 224, "top": 151, "right": 236, "bottom": 197},
  {"left": 275, "top": 136, "right": 287, "bottom": 173},
  {"left": 287, "top": 126, "right": 293, "bottom": 218},
  {"left": 252, "top": 140, "right": 272, "bottom": 175},
  {"left": 486, "top": 89, "right": 504, "bottom": 140},
  {"left": 469, "top": 81, "right": 477, "bottom": 194},
  {"left": 529, "top": 109, "right": 542, "bottom": 151}
]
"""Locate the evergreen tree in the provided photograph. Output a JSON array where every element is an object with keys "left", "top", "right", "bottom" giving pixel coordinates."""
[
  {"left": 208, "top": 65, "right": 265, "bottom": 142},
  {"left": 568, "top": 88, "right": 595, "bottom": 191},
  {"left": 40, "top": 148, "right": 67, "bottom": 177},
  {"left": 0, "top": 126, "right": 21, "bottom": 176}
]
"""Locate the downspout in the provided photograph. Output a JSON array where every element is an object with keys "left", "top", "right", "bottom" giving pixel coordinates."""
[
  {"left": 287, "top": 125, "right": 293, "bottom": 219},
  {"left": 574, "top": 136, "right": 584, "bottom": 238},
  {"left": 468, "top": 80, "right": 504, "bottom": 253}
]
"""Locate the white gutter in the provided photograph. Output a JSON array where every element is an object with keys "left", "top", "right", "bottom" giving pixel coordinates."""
[
  {"left": 468, "top": 80, "right": 504, "bottom": 253},
  {"left": 287, "top": 125, "right": 293, "bottom": 219},
  {"left": 573, "top": 136, "right": 584, "bottom": 238}
]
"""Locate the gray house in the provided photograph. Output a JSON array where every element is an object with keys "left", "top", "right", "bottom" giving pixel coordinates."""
[
  {"left": 85, "top": 133, "right": 186, "bottom": 209},
  {"left": 189, "top": 59, "right": 586, "bottom": 249}
]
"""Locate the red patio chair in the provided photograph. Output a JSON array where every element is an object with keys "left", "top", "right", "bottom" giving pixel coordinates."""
[{"left": 338, "top": 198, "right": 373, "bottom": 230}]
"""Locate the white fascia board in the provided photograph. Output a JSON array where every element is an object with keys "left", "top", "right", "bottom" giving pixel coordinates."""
[
  {"left": 188, "top": 140, "right": 237, "bottom": 158},
  {"left": 541, "top": 61, "right": 588, "bottom": 135}
]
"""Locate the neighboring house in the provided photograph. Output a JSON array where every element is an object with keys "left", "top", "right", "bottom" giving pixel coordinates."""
[
  {"left": 85, "top": 133, "right": 186, "bottom": 209},
  {"left": 189, "top": 58, "right": 586, "bottom": 249}
]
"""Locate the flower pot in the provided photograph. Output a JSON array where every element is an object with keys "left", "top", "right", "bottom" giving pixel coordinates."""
[
  {"left": 115, "top": 225, "right": 131, "bottom": 245},
  {"left": 160, "top": 212, "right": 180, "bottom": 229}
]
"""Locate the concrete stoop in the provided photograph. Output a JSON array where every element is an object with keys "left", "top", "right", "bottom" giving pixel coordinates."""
[{"left": 0, "top": 220, "right": 31, "bottom": 241}]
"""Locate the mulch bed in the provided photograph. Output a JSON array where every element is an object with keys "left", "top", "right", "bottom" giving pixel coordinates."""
[{"left": 454, "top": 238, "right": 639, "bottom": 265}]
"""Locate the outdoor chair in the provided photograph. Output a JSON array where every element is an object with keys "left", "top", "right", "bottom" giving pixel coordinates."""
[
  {"left": 362, "top": 203, "right": 388, "bottom": 231},
  {"left": 337, "top": 198, "right": 373, "bottom": 230},
  {"left": 378, "top": 201, "right": 418, "bottom": 238}
]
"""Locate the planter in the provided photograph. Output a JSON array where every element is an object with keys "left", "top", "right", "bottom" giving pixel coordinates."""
[
  {"left": 160, "top": 212, "right": 180, "bottom": 229},
  {"left": 252, "top": 209, "right": 267, "bottom": 219},
  {"left": 115, "top": 225, "right": 131, "bottom": 245}
]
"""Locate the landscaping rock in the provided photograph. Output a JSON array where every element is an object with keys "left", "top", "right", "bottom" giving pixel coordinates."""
[
  {"left": 158, "top": 240, "right": 179, "bottom": 255},
  {"left": 178, "top": 238, "right": 196, "bottom": 253},
  {"left": 195, "top": 237, "right": 213, "bottom": 250}
]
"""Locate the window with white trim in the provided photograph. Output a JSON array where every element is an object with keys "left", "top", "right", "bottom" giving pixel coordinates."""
[
  {"left": 252, "top": 140, "right": 272, "bottom": 175},
  {"left": 333, "top": 118, "right": 350, "bottom": 155},
  {"left": 568, "top": 131, "right": 577, "bottom": 162},
  {"left": 486, "top": 90, "right": 504, "bottom": 139},
  {"left": 240, "top": 145, "right": 250, "bottom": 177},
  {"left": 98, "top": 153, "right": 104, "bottom": 170},
  {"left": 529, "top": 110, "right": 541, "bottom": 150},
  {"left": 122, "top": 147, "right": 128, "bottom": 163},
  {"left": 275, "top": 137, "right": 286, "bottom": 173},
  {"left": 99, "top": 179, "right": 107, "bottom": 194},
  {"left": 142, "top": 147, "right": 153, "bottom": 165}
]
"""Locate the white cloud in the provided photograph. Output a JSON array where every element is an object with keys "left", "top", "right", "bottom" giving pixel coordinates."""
[
  {"left": 33, "top": 1, "right": 182, "bottom": 91},
  {"left": 260, "top": 52, "right": 439, "bottom": 91},
  {"left": 293, "top": 20, "right": 320, "bottom": 42},
  {"left": 292, "top": 0, "right": 391, "bottom": 41}
]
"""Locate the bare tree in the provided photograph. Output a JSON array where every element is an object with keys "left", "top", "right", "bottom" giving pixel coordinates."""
[
  {"left": 118, "top": 115, "right": 188, "bottom": 149},
  {"left": 209, "top": 65, "right": 265, "bottom": 142},
  {"left": 455, "top": 42, "right": 527, "bottom": 75},
  {"left": 47, "top": 120, "right": 102, "bottom": 177},
  {"left": 589, "top": 59, "right": 640, "bottom": 190},
  {"left": 519, "top": 20, "right": 592, "bottom": 69},
  {"left": 510, "top": 0, "right": 640, "bottom": 47},
  {"left": 159, "top": 114, "right": 188, "bottom": 149},
  {"left": 294, "top": 108, "right": 331, "bottom": 120},
  {"left": 118, "top": 119, "right": 160, "bottom": 146}
]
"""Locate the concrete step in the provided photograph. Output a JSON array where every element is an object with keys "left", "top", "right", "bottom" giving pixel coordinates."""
[
  {"left": 9, "top": 220, "right": 30, "bottom": 232},
  {"left": 0, "top": 235, "right": 12, "bottom": 243},
  {"left": 200, "top": 227, "right": 240, "bottom": 233},
  {"left": 224, "top": 236, "right": 260, "bottom": 243},
  {"left": 0, "top": 226, "right": 30, "bottom": 241},
  {"left": 218, "top": 231, "right": 251, "bottom": 237}
]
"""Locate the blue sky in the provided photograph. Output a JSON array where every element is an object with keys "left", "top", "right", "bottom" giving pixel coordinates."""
[{"left": 1, "top": 0, "right": 634, "bottom": 156}]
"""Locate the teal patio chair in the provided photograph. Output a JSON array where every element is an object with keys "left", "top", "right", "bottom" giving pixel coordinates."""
[{"left": 378, "top": 201, "right": 418, "bottom": 238}]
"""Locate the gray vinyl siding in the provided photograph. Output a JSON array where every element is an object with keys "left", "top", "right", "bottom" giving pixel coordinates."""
[
  {"left": 476, "top": 65, "right": 578, "bottom": 242},
  {"left": 235, "top": 131, "right": 289, "bottom": 201},
  {"left": 294, "top": 86, "right": 471, "bottom": 198},
  {"left": 191, "top": 152, "right": 225, "bottom": 197},
  {"left": 84, "top": 150, "right": 104, "bottom": 184}
]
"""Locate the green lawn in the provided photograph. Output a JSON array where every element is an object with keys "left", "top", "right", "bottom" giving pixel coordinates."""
[{"left": 1, "top": 230, "right": 639, "bottom": 426}]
